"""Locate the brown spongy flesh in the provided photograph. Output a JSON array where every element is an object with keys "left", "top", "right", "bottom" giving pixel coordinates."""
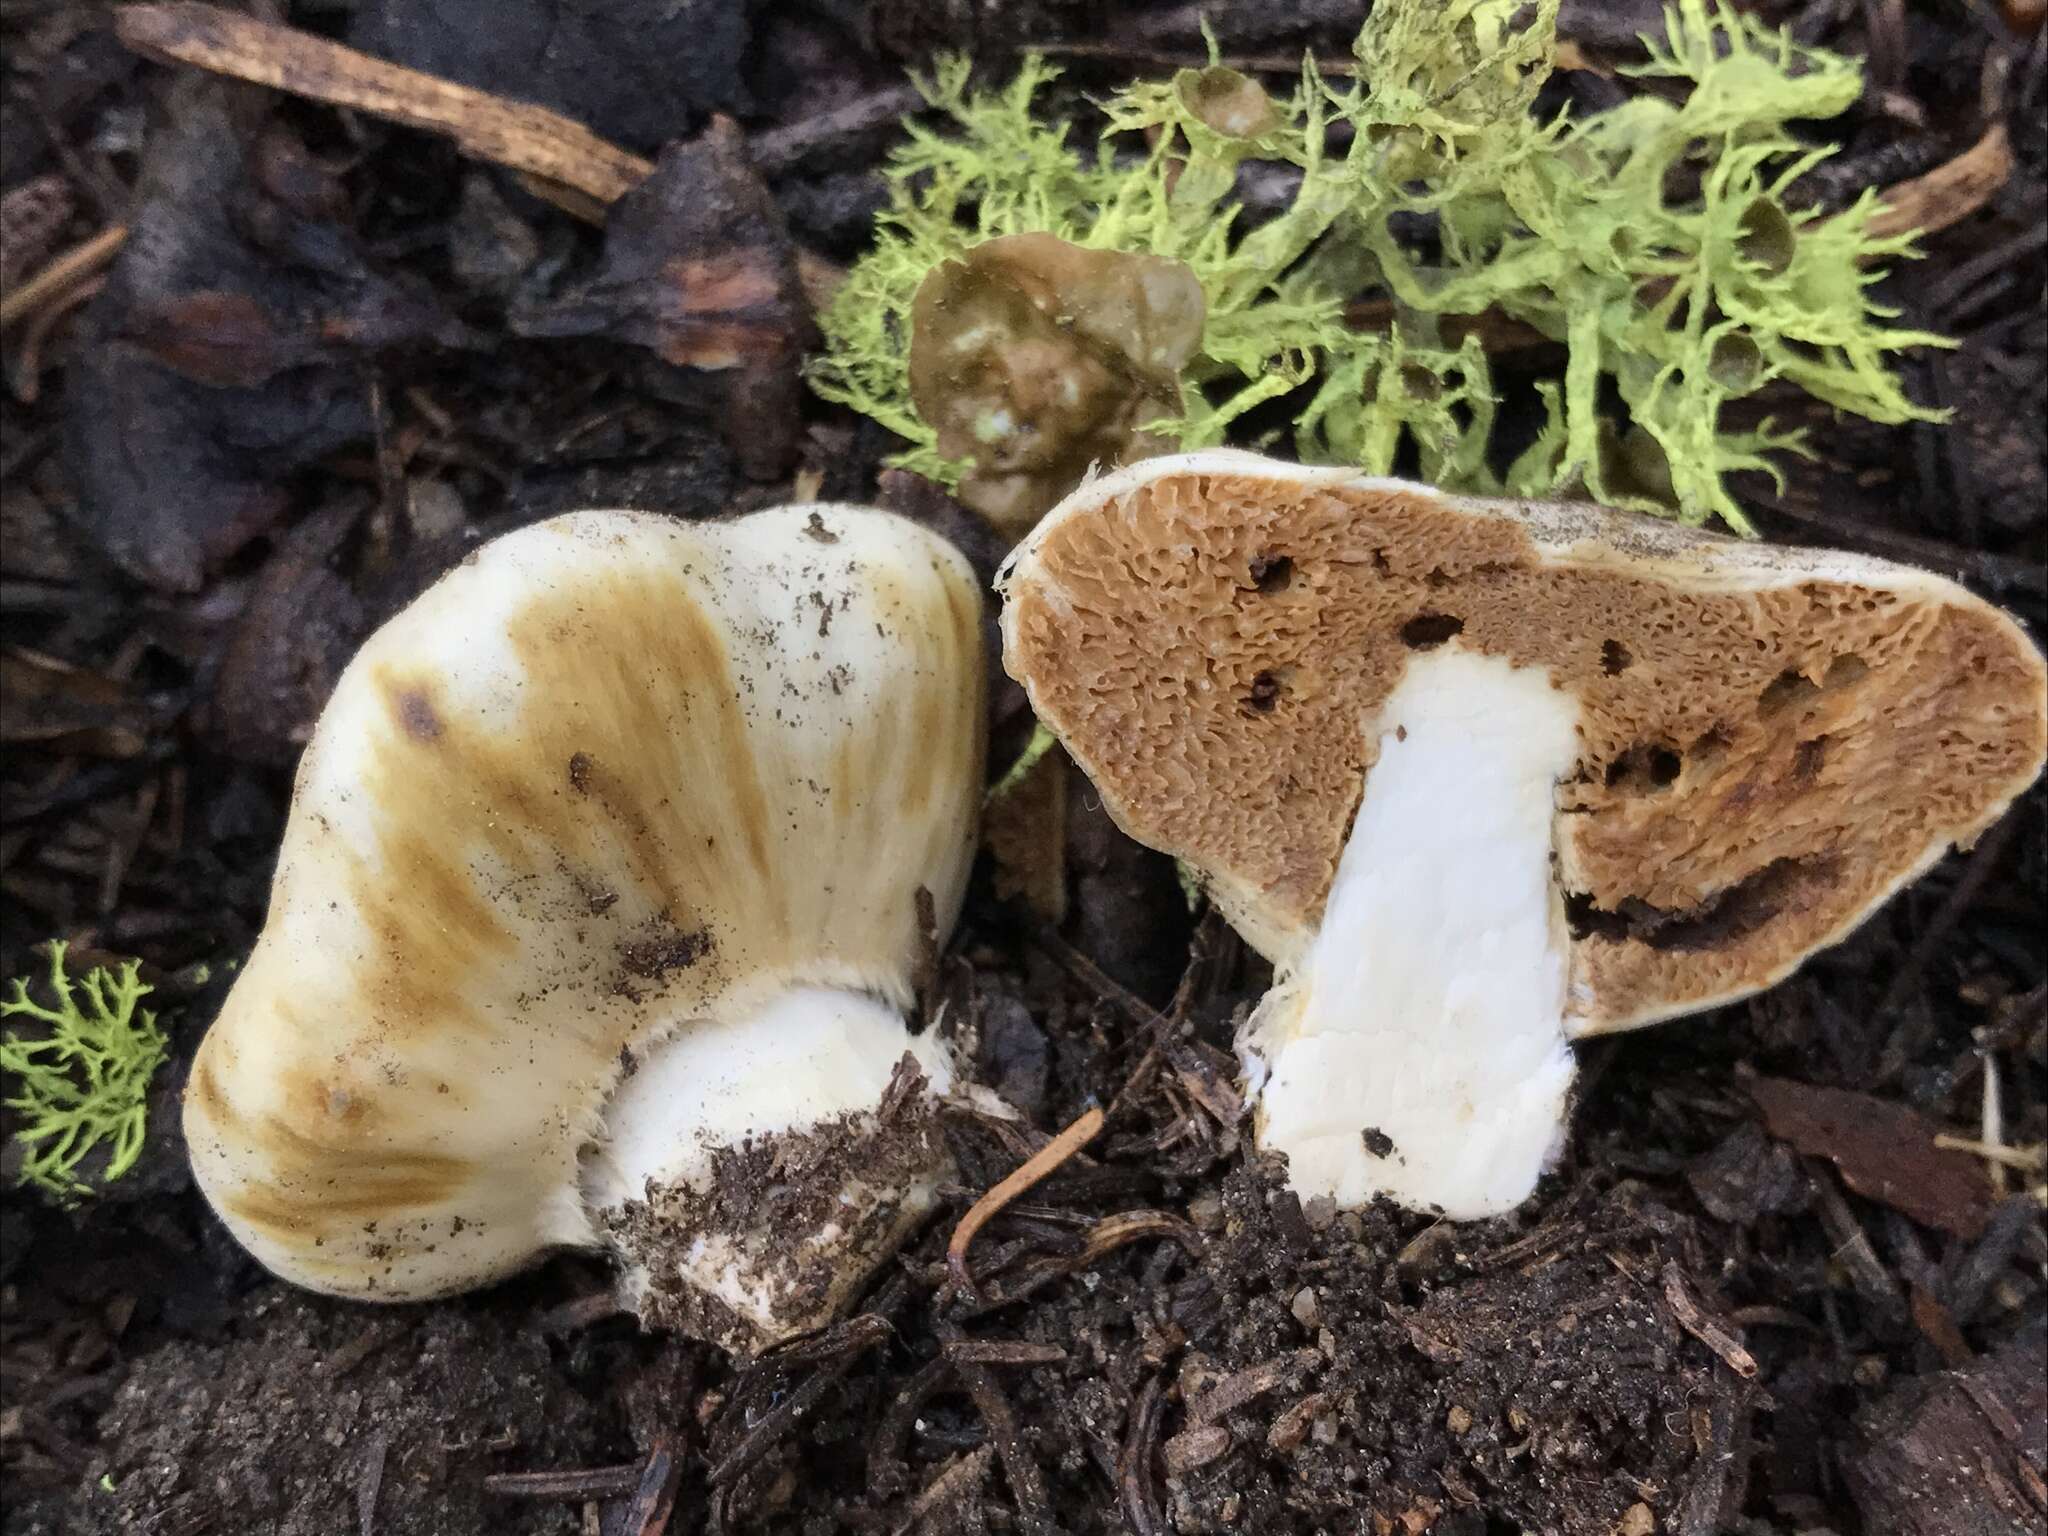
[{"left": 999, "top": 452, "right": 2048, "bottom": 1034}]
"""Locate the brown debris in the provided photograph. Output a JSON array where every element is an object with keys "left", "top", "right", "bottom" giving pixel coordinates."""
[
  {"left": 1265, "top": 1392, "right": 1332, "bottom": 1454},
  {"left": 617, "top": 1434, "right": 685, "bottom": 1536},
  {"left": 63, "top": 82, "right": 454, "bottom": 591},
  {"left": 0, "top": 224, "right": 124, "bottom": 333},
  {"left": 0, "top": 648, "right": 165, "bottom": 759},
  {"left": 200, "top": 499, "right": 368, "bottom": 765},
  {"left": 707, "top": 1314, "right": 892, "bottom": 1494},
  {"left": 480, "top": 1463, "right": 645, "bottom": 1500},
  {"left": 1119, "top": 1373, "right": 1169, "bottom": 1536},
  {"left": 1186, "top": 1350, "right": 1321, "bottom": 1424},
  {"left": 938, "top": 1323, "right": 1056, "bottom": 1536},
  {"left": 1163, "top": 1422, "right": 1232, "bottom": 1473},
  {"left": 1745, "top": 1072, "right": 1996, "bottom": 1238}
]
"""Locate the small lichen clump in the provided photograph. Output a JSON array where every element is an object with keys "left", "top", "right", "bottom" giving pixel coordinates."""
[
  {"left": 1, "top": 942, "right": 166, "bottom": 1200},
  {"left": 810, "top": 0, "right": 1945, "bottom": 536}
]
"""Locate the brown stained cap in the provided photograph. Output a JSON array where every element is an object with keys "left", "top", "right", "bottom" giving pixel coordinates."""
[{"left": 998, "top": 450, "right": 2048, "bottom": 1035}]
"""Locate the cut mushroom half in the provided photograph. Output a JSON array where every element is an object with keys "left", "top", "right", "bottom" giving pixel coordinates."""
[
  {"left": 998, "top": 450, "right": 2047, "bottom": 1219},
  {"left": 185, "top": 504, "right": 986, "bottom": 1352}
]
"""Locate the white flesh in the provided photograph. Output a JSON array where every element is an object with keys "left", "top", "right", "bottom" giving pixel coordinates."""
[{"left": 1242, "top": 648, "right": 1584, "bottom": 1218}]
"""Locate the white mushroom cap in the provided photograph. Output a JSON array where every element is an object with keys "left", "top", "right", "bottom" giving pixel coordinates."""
[
  {"left": 999, "top": 450, "right": 2047, "bottom": 1217},
  {"left": 186, "top": 504, "right": 986, "bottom": 1350}
]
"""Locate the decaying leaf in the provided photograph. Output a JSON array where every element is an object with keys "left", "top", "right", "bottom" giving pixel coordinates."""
[
  {"left": 199, "top": 499, "right": 369, "bottom": 766},
  {"left": 511, "top": 119, "right": 810, "bottom": 480},
  {"left": 63, "top": 80, "right": 455, "bottom": 592}
]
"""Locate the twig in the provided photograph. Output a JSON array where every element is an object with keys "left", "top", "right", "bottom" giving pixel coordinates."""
[
  {"left": 1981, "top": 1050, "right": 2009, "bottom": 1196},
  {"left": 1807, "top": 1163, "right": 1905, "bottom": 1317},
  {"left": 707, "top": 1315, "right": 891, "bottom": 1489},
  {"left": 1661, "top": 1262, "right": 1759, "bottom": 1378},
  {"left": 893, "top": 1445, "right": 996, "bottom": 1536},
  {"left": 946, "top": 1104, "right": 1105, "bottom": 1295},
  {"left": 748, "top": 84, "right": 924, "bottom": 177},
  {"left": 114, "top": 4, "right": 652, "bottom": 205},
  {"left": 481, "top": 1464, "right": 646, "bottom": 1500},
  {"left": 8, "top": 269, "right": 101, "bottom": 405},
  {"left": 1186, "top": 1350, "right": 1321, "bottom": 1424},
  {"left": 354, "top": 1432, "right": 389, "bottom": 1536},
  {"left": 618, "top": 1435, "right": 685, "bottom": 1536},
  {"left": 0, "top": 225, "right": 126, "bottom": 330},
  {"left": 1865, "top": 123, "right": 2014, "bottom": 242},
  {"left": 938, "top": 1324, "right": 1056, "bottom": 1536},
  {"left": 940, "top": 1338, "right": 1069, "bottom": 1366},
  {"left": 1076, "top": 1209, "right": 1202, "bottom": 1265},
  {"left": 1876, "top": 813, "right": 2021, "bottom": 1030},
  {"left": 1118, "top": 1374, "right": 1168, "bottom": 1536},
  {"left": 1934, "top": 1134, "right": 2046, "bottom": 1173}
]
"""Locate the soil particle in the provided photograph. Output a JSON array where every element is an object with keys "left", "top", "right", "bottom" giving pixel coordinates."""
[
  {"left": 616, "top": 922, "right": 711, "bottom": 982},
  {"left": 1162, "top": 1167, "right": 1734, "bottom": 1536},
  {"left": 12, "top": 1291, "right": 623, "bottom": 1536}
]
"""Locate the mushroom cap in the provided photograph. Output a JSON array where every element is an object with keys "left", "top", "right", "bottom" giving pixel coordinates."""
[
  {"left": 999, "top": 451, "right": 2047, "bottom": 1034},
  {"left": 187, "top": 505, "right": 985, "bottom": 1299},
  {"left": 908, "top": 232, "right": 1206, "bottom": 534}
]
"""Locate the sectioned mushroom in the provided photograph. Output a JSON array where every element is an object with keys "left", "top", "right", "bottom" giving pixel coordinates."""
[
  {"left": 185, "top": 504, "right": 986, "bottom": 1351},
  {"left": 999, "top": 450, "right": 2047, "bottom": 1219}
]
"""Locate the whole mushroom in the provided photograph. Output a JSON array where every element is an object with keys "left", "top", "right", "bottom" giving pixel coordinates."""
[
  {"left": 999, "top": 450, "right": 2048, "bottom": 1219},
  {"left": 186, "top": 504, "right": 986, "bottom": 1352}
]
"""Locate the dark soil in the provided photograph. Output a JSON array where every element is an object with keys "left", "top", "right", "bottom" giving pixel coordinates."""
[{"left": 4, "top": 3, "right": 2045, "bottom": 1535}]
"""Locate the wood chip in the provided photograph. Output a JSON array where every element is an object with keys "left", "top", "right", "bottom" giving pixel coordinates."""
[
  {"left": 1745, "top": 1072, "right": 1994, "bottom": 1238},
  {"left": 1186, "top": 1349, "right": 1321, "bottom": 1424},
  {"left": 940, "top": 1338, "right": 1068, "bottom": 1367},
  {"left": 1162, "top": 1422, "right": 1232, "bottom": 1474},
  {"left": 1265, "top": 1392, "right": 1331, "bottom": 1454},
  {"left": 481, "top": 1464, "right": 645, "bottom": 1500}
]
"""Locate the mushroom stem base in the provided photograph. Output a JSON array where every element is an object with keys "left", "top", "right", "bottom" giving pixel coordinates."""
[
  {"left": 1241, "top": 648, "right": 1583, "bottom": 1219},
  {"left": 583, "top": 987, "right": 955, "bottom": 1352}
]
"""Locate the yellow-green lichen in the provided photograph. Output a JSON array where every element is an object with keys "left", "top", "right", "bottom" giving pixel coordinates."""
[
  {"left": 810, "top": 0, "right": 1947, "bottom": 536},
  {"left": 1, "top": 942, "right": 166, "bottom": 1201}
]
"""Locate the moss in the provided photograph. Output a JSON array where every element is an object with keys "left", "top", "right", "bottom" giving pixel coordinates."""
[
  {"left": 810, "top": 0, "right": 1945, "bottom": 536},
  {"left": 1, "top": 942, "right": 166, "bottom": 1201}
]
